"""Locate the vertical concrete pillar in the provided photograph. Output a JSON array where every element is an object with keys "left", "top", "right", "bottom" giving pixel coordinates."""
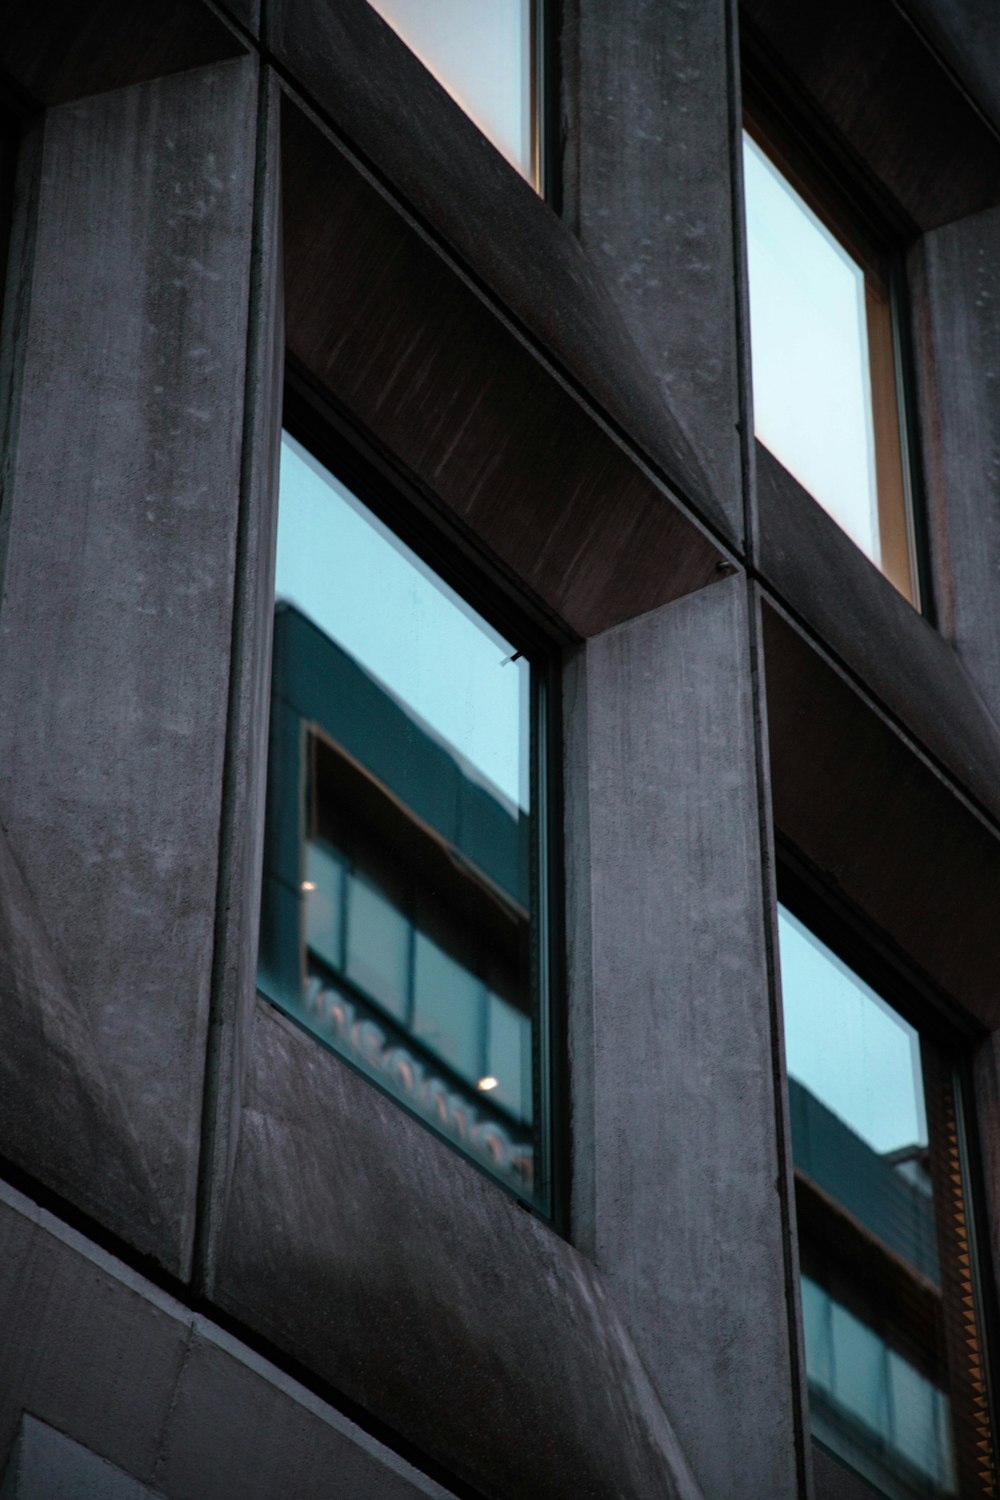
[
  {"left": 914, "top": 207, "right": 1000, "bottom": 727},
  {"left": 565, "top": 576, "right": 801, "bottom": 1499},
  {"left": 0, "top": 55, "right": 266, "bottom": 1277},
  {"left": 561, "top": 0, "right": 743, "bottom": 542}
]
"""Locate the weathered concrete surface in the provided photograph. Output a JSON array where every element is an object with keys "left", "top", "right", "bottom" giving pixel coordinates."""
[
  {"left": 1, "top": 1416, "right": 165, "bottom": 1500},
  {"left": 913, "top": 209, "right": 1000, "bottom": 736},
  {"left": 0, "top": 1183, "right": 457, "bottom": 1500},
  {"left": 0, "top": 59, "right": 258, "bottom": 1276},
  {"left": 564, "top": 0, "right": 743, "bottom": 543},
  {"left": 196, "top": 70, "right": 283, "bottom": 1292},
  {"left": 269, "top": 0, "right": 720, "bottom": 531},
  {"left": 214, "top": 1001, "right": 707, "bottom": 1500},
  {"left": 756, "top": 441, "right": 1000, "bottom": 828},
  {"left": 0, "top": 0, "right": 244, "bottom": 105},
  {"left": 565, "top": 576, "right": 800, "bottom": 1500}
]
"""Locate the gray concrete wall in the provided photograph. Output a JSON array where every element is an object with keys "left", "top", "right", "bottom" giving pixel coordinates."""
[
  {"left": 565, "top": 576, "right": 801, "bottom": 1500},
  {"left": 0, "top": 1181, "right": 457, "bottom": 1500},
  {"left": 0, "top": 56, "right": 260, "bottom": 1276}
]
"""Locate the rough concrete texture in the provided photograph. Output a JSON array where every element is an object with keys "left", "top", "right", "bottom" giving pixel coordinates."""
[
  {"left": 565, "top": 0, "right": 743, "bottom": 540},
  {"left": 0, "top": 58, "right": 258, "bottom": 1275},
  {"left": 0, "top": 0, "right": 244, "bottom": 105},
  {"left": 915, "top": 208, "right": 1000, "bottom": 736},
  {"left": 215, "top": 1001, "right": 707, "bottom": 1500},
  {"left": 565, "top": 576, "right": 800, "bottom": 1500},
  {"left": 1, "top": 1416, "right": 165, "bottom": 1500},
  {"left": 755, "top": 442, "right": 1000, "bottom": 829},
  {"left": 268, "top": 0, "right": 723, "bottom": 534},
  {"left": 0, "top": 1184, "right": 457, "bottom": 1500},
  {"left": 900, "top": 0, "right": 1000, "bottom": 134},
  {"left": 196, "top": 71, "right": 284, "bottom": 1290}
]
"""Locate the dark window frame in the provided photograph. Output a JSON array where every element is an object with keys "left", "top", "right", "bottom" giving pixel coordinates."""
[{"left": 259, "top": 371, "right": 568, "bottom": 1227}]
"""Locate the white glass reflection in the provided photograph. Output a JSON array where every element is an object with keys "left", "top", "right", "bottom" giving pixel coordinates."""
[
  {"left": 743, "top": 133, "right": 880, "bottom": 562},
  {"left": 778, "top": 906, "right": 926, "bottom": 1156},
  {"left": 367, "top": 0, "right": 534, "bottom": 181},
  {"left": 276, "top": 433, "right": 529, "bottom": 812}
]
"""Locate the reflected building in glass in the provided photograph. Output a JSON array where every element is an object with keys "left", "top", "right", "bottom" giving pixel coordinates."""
[
  {"left": 258, "top": 435, "right": 548, "bottom": 1208},
  {"left": 779, "top": 907, "right": 995, "bottom": 1498}
]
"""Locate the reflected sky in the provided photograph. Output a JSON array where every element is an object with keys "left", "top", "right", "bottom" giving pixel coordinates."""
[
  {"left": 778, "top": 906, "right": 927, "bottom": 1155},
  {"left": 275, "top": 433, "right": 529, "bottom": 810},
  {"left": 743, "top": 133, "right": 880, "bottom": 563},
  {"left": 367, "top": 0, "right": 534, "bottom": 180}
]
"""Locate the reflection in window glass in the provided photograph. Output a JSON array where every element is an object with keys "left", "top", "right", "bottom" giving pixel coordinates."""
[
  {"left": 778, "top": 905, "right": 996, "bottom": 1498},
  {"left": 258, "top": 433, "right": 547, "bottom": 1207},
  {"left": 743, "top": 131, "right": 916, "bottom": 603},
  {"left": 366, "top": 0, "right": 536, "bottom": 184}
]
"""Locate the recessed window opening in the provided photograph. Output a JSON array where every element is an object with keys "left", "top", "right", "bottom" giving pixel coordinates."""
[
  {"left": 258, "top": 430, "right": 555, "bottom": 1213},
  {"left": 743, "top": 117, "right": 920, "bottom": 605},
  {"left": 778, "top": 901, "right": 996, "bottom": 1498},
  {"left": 365, "top": 0, "right": 540, "bottom": 187}
]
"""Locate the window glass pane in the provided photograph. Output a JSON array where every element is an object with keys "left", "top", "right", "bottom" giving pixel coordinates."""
[
  {"left": 259, "top": 432, "right": 544, "bottom": 1208},
  {"left": 778, "top": 903, "right": 995, "bottom": 1497},
  {"left": 366, "top": 0, "right": 535, "bottom": 183}
]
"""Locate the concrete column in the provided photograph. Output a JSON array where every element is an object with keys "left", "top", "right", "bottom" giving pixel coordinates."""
[
  {"left": 914, "top": 206, "right": 1000, "bottom": 728},
  {"left": 565, "top": 575, "right": 801, "bottom": 1499},
  {"left": 562, "top": 0, "right": 743, "bottom": 543},
  {"left": 0, "top": 56, "right": 262, "bottom": 1277}
]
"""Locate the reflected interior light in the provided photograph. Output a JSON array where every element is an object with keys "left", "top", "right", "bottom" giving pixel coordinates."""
[
  {"left": 300, "top": 880, "right": 317, "bottom": 892},
  {"left": 477, "top": 1076, "right": 499, "bottom": 1092}
]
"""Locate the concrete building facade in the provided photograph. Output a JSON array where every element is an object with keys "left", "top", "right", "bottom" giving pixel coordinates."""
[{"left": 2, "top": 0, "right": 1000, "bottom": 1496}]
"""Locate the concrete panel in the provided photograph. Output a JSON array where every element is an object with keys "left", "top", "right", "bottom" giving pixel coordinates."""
[
  {"left": 269, "top": 0, "right": 720, "bottom": 531},
  {"left": 564, "top": 0, "right": 743, "bottom": 541},
  {"left": 755, "top": 442, "right": 1000, "bottom": 828},
  {"left": 0, "top": 1184, "right": 459, "bottom": 1499},
  {"left": 214, "top": 1001, "right": 706, "bottom": 1500},
  {"left": 913, "top": 209, "right": 1000, "bottom": 734},
  {"left": 0, "top": 0, "right": 244, "bottom": 106},
  {"left": 0, "top": 59, "right": 259, "bottom": 1275},
  {"left": 1, "top": 1416, "right": 164, "bottom": 1500},
  {"left": 566, "top": 576, "right": 800, "bottom": 1499}
]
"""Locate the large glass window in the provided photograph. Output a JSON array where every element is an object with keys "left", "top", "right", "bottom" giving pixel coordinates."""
[
  {"left": 366, "top": 0, "right": 538, "bottom": 186},
  {"left": 778, "top": 904, "right": 996, "bottom": 1498},
  {"left": 743, "top": 121, "right": 919, "bottom": 604},
  {"left": 258, "top": 432, "right": 554, "bottom": 1211}
]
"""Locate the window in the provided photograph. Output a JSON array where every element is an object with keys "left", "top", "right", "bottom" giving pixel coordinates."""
[
  {"left": 258, "top": 431, "right": 556, "bottom": 1213},
  {"left": 743, "top": 115, "right": 920, "bottom": 605},
  {"left": 365, "top": 0, "right": 540, "bottom": 186},
  {"left": 778, "top": 901, "right": 996, "bottom": 1497}
]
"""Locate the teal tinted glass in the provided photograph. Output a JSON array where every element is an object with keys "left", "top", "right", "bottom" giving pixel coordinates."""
[
  {"left": 778, "top": 906, "right": 996, "bottom": 1497},
  {"left": 258, "top": 433, "right": 546, "bottom": 1208},
  {"left": 367, "top": 0, "right": 536, "bottom": 184}
]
